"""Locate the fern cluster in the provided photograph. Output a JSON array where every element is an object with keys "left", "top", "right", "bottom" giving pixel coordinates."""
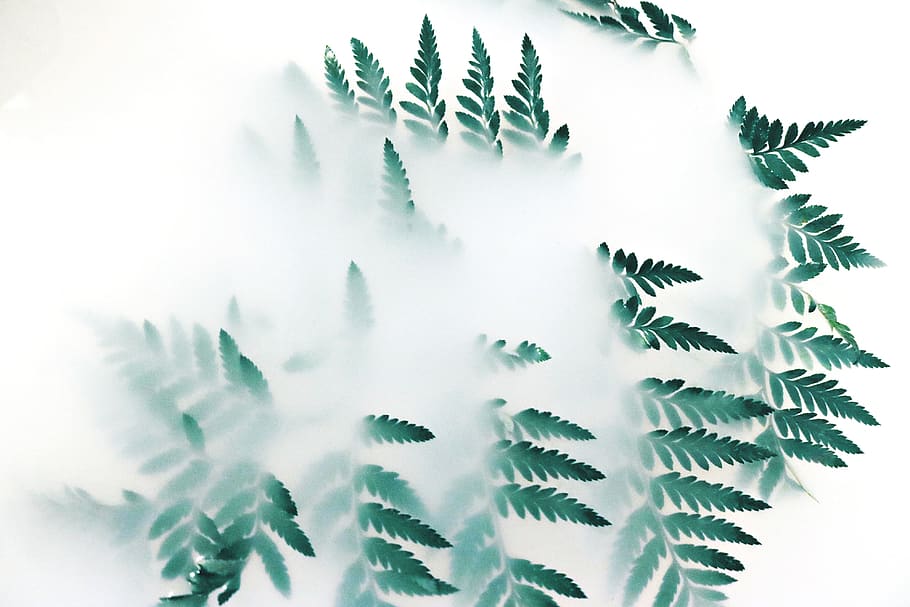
[
  {"left": 562, "top": 1, "right": 695, "bottom": 46},
  {"left": 448, "top": 379, "right": 609, "bottom": 606},
  {"left": 726, "top": 97, "right": 886, "bottom": 499},
  {"left": 323, "top": 17, "right": 570, "bottom": 156},
  {"left": 597, "top": 243, "right": 772, "bottom": 606},
  {"left": 305, "top": 416, "right": 457, "bottom": 606},
  {"left": 86, "top": 318, "right": 314, "bottom": 605}
]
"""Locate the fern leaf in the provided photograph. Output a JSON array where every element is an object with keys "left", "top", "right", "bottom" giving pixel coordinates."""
[
  {"left": 776, "top": 194, "right": 884, "bottom": 269},
  {"left": 562, "top": 1, "right": 694, "bottom": 45},
  {"left": 766, "top": 369, "right": 877, "bottom": 425},
  {"left": 253, "top": 532, "right": 291, "bottom": 596},
  {"left": 817, "top": 304, "right": 856, "bottom": 350},
  {"left": 324, "top": 45, "right": 357, "bottom": 112},
  {"left": 364, "top": 538, "right": 458, "bottom": 596},
  {"left": 651, "top": 473, "right": 769, "bottom": 513},
  {"left": 350, "top": 38, "right": 396, "bottom": 123},
  {"left": 598, "top": 243, "right": 702, "bottom": 297},
  {"left": 218, "top": 329, "right": 242, "bottom": 384},
  {"left": 345, "top": 261, "right": 374, "bottom": 331},
  {"left": 181, "top": 414, "right": 205, "bottom": 452},
  {"left": 732, "top": 98, "right": 866, "bottom": 188},
  {"left": 509, "top": 558, "right": 585, "bottom": 598},
  {"left": 478, "top": 334, "right": 551, "bottom": 370},
  {"left": 612, "top": 296, "right": 736, "bottom": 353},
  {"left": 380, "top": 138, "right": 415, "bottom": 215},
  {"left": 260, "top": 504, "right": 314, "bottom": 556},
  {"left": 358, "top": 503, "right": 451, "bottom": 547},
  {"left": 402, "top": 15, "right": 447, "bottom": 141},
  {"left": 624, "top": 535, "right": 665, "bottom": 605},
  {"left": 494, "top": 484, "right": 610, "bottom": 526},
  {"left": 238, "top": 354, "right": 270, "bottom": 402},
  {"left": 491, "top": 440, "right": 605, "bottom": 483},
  {"left": 512, "top": 408, "right": 596, "bottom": 441},
  {"left": 355, "top": 465, "right": 424, "bottom": 515},
  {"left": 637, "top": 378, "right": 772, "bottom": 427},
  {"left": 759, "top": 321, "right": 883, "bottom": 370},
  {"left": 673, "top": 544, "right": 743, "bottom": 572},
  {"left": 643, "top": 427, "right": 775, "bottom": 471},
  {"left": 502, "top": 34, "right": 568, "bottom": 154},
  {"left": 362, "top": 414, "right": 434, "bottom": 444},
  {"left": 457, "top": 28, "right": 502, "bottom": 154},
  {"left": 778, "top": 437, "right": 846, "bottom": 468},
  {"left": 662, "top": 513, "right": 759, "bottom": 545},
  {"left": 150, "top": 500, "right": 193, "bottom": 539},
  {"left": 293, "top": 115, "right": 319, "bottom": 178},
  {"left": 773, "top": 408, "right": 861, "bottom": 454}
]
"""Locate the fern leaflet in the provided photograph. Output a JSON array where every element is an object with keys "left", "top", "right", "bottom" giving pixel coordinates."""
[
  {"left": 598, "top": 242, "right": 702, "bottom": 297},
  {"left": 324, "top": 45, "right": 357, "bottom": 113},
  {"left": 457, "top": 28, "right": 502, "bottom": 155},
  {"left": 401, "top": 15, "right": 448, "bottom": 141},
  {"left": 612, "top": 296, "right": 736, "bottom": 353},
  {"left": 502, "top": 34, "right": 569, "bottom": 154},
  {"left": 351, "top": 37, "right": 396, "bottom": 123}
]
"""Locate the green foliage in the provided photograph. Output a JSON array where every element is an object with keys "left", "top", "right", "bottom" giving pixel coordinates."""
[
  {"left": 451, "top": 397, "right": 607, "bottom": 606},
  {"left": 730, "top": 96, "right": 866, "bottom": 189},
  {"left": 490, "top": 440, "right": 606, "bottom": 483},
  {"left": 562, "top": 1, "right": 696, "bottom": 46},
  {"left": 351, "top": 37, "right": 396, "bottom": 123},
  {"left": 651, "top": 473, "right": 771, "bottom": 513},
  {"left": 303, "top": 417, "right": 454, "bottom": 606},
  {"left": 457, "top": 28, "right": 502, "bottom": 155},
  {"left": 773, "top": 194, "right": 884, "bottom": 270},
  {"left": 635, "top": 377, "right": 772, "bottom": 428},
  {"left": 598, "top": 243, "right": 702, "bottom": 298},
  {"left": 324, "top": 45, "right": 357, "bottom": 113},
  {"left": 765, "top": 368, "right": 877, "bottom": 425},
  {"left": 401, "top": 15, "right": 448, "bottom": 141},
  {"left": 362, "top": 414, "right": 435, "bottom": 444},
  {"left": 511, "top": 408, "right": 596, "bottom": 441},
  {"left": 641, "top": 427, "right": 776, "bottom": 471},
  {"left": 293, "top": 115, "right": 320, "bottom": 179},
  {"left": 379, "top": 139, "right": 454, "bottom": 246},
  {"left": 757, "top": 321, "right": 886, "bottom": 370},
  {"left": 153, "top": 462, "right": 313, "bottom": 604},
  {"left": 612, "top": 296, "right": 736, "bottom": 353},
  {"left": 502, "top": 34, "right": 570, "bottom": 154},
  {"left": 345, "top": 261, "right": 375, "bottom": 332},
  {"left": 478, "top": 334, "right": 552, "bottom": 370}
]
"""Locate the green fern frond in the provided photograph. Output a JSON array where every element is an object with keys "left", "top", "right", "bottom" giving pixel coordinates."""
[
  {"left": 494, "top": 483, "right": 610, "bottom": 526},
  {"left": 758, "top": 321, "right": 886, "bottom": 370},
  {"left": 662, "top": 512, "right": 759, "bottom": 545},
  {"left": 355, "top": 465, "right": 425, "bottom": 516},
  {"left": 324, "top": 45, "right": 357, "bottom": 113},
  {"left": 293, "top": 115, "right": 320, "bottom": 179},
  {"left": 651, "top": 472, "right": 770, "bottom": 513},
  {"left": 478, "top": 334, "right": 552, "bottom": 370},
  {"left": 351, "top": 37, "right": 396, "bottom": 123},
  {"left": 457, "top": 28, "right": 502, "bottom": 155},
  {"left": 731, "top": 97, "right": 866, "bottom": 189},
  {"left": 362, "top": 414, "right": 435, "bottom": 444},
  {"left": 562, "top": 1, "right": 695, "bottom": 45},
  {"left": 772, "top": 408, "right": 861, "bottom": 454},
  {"left": 380, "top": 138, "right": 414, "bottom": 216},
  {"left": 502, "top": 34, "right": 569, "bottom": 154},
  {"left": 511, "top": 408, "right": 596, "bottom": 441},
  {"left": 775, "top": 194, "right": 884, "bottom": 269},
  {"left": 765, "top": 368, "right": 878, "bottom": 425},
  {"left": 612, "top": 296, "right": 736, "bottom": 353},
  {"left": 358, "top": 503, "right": 451, "bottom": 547},
  {"left": 598, "top": 242, "right": 702, "bottom": 297},
  {"left": 490, "top": 440, "right": 606, "bottom": 483},
  {"left": 345, "top": 261, "right": 375, "bottom": 332},
  {"left": 401, "top": 15, "right": 448, "bottom": 141},
  {"left": 181, "top": 414, "right": 205, "bottom": 452},
  {"left": 509, "top": 558, "right": 586, "bottom": 598},
  {"left": 641, "top": 427, "right": 776, "bottom": 471},
  {"left": 636, "top": 378, "right": 772, "bottom": 427}
]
